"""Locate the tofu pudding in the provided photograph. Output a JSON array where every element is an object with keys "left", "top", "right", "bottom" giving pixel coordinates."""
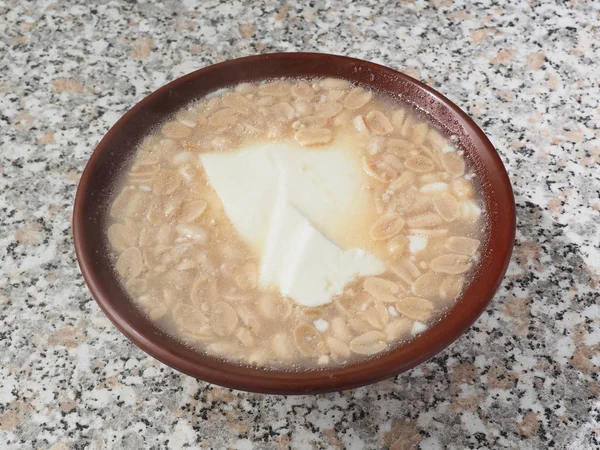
[{"left": 106, "top": 78, "right": 486, "bottom": 368}]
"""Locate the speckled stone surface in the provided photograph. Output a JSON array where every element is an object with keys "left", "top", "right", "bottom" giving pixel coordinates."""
[{"left": 1, "top": 0, "right": 599, "bottom": 448}]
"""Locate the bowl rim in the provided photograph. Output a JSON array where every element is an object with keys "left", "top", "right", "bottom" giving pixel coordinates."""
[{"left": 73, "top": 52, "right": 516, "bottom": 394}]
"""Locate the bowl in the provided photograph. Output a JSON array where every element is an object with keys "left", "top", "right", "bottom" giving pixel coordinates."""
[{"left": 73, "top": 53, "right": 515, "bottom": 394}]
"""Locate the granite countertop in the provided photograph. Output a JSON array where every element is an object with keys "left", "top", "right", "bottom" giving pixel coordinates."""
[{"left": 1, "top": 0, "right": 599, "bottom": 448}]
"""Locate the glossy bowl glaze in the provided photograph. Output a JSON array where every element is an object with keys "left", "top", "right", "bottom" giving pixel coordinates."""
[{"left": 73, "top": 53, "right": 515, "bottom": 394}]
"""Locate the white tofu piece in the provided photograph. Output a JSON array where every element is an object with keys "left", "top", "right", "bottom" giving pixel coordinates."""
[
  {"left": 200, "top": 140, "right": 385, "bottom": 307},
  {"left": 408, "top": 235, "right": 428, "bottom": 254},
  {"left": 412, "top": 322, "right": 428, "bottom": 335},
  {"left": 420, "top": 182, "right": 448, "bottom": 193}
]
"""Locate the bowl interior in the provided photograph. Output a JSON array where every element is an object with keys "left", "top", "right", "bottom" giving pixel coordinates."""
[{"left": 73, "top": 53, "right": 515, "bottom": 394}]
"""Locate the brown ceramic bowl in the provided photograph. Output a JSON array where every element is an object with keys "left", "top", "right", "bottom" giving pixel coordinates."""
[{"left": 73, "top": 53, "right": 515, "bottom": 394}]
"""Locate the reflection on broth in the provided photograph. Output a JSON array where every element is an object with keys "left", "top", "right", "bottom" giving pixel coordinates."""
[{"left": 106, "top": 78, "right": 486, "bottom": 369}]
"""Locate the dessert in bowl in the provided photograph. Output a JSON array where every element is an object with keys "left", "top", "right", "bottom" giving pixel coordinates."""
[{"left": 73, "top": 53, "right": 515, "bottom": 394}]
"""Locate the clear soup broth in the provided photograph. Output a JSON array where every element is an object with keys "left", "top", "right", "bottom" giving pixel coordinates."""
[{"left": 106, "top": 78, "right": 487, "bottom": 369}]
